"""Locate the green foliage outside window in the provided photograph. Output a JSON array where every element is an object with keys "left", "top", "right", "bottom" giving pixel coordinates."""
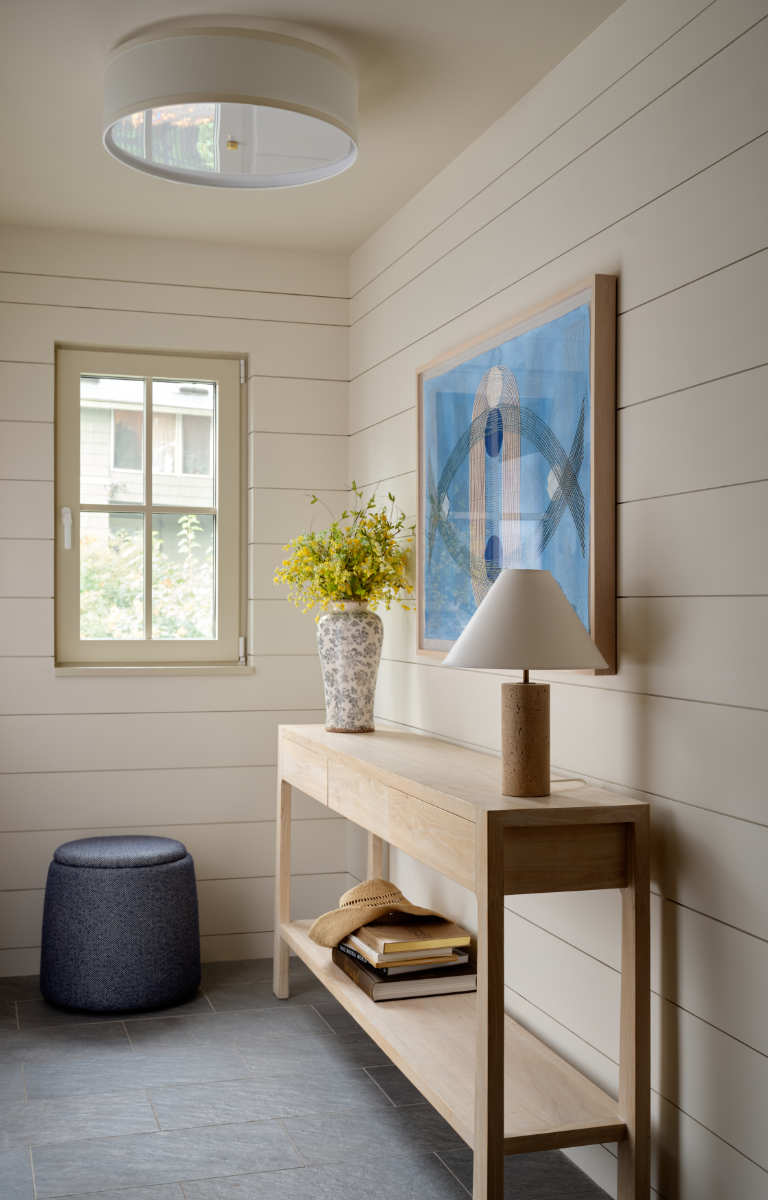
[{"left": 80, "top": 513, "right": 214, "bottom": 640}]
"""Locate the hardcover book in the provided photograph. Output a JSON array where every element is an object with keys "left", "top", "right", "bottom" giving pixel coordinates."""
[
  {"left": 331, "top": 947, "right": 477, "bottom": 1001},
  {"left": 344, "top": 932, "right": 458, "bottom": 968},
  {"left": 337, "top": 940, "right": 469, "bottom": 976},
  {"left": 354, "top": 919, "right": 471, "bottom": 956}
]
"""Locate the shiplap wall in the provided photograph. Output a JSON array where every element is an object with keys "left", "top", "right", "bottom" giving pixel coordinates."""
[
  {"left": 0, "top": 225, "right": 355, "bottom": 975},
  {"left": 0, "top": 0, "right": 765, "bottom": 1193},
  {"left": 348, "top": 1, "right": 768, "bottom": 1197}
]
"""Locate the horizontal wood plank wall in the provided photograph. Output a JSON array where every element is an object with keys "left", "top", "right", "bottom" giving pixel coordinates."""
[
  {"left": 347, "top": 1, "right": 768, "bottom": 1196},
  {"left": 0, "top": 228, "right": 351, "bottom": 976}
]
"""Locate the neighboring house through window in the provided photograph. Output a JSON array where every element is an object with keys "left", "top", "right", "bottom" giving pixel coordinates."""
[{"left": 56, "top": 348, "right": 243, "bottom": 666}]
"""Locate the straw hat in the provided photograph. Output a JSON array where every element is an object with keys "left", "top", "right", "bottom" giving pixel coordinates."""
[{"left": 308, "top": 878, "right": 442, "bottom": 947}]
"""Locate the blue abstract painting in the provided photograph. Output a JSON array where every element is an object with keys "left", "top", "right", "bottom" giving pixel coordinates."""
[{"left": 420, "top": 296, "right": 592, "bottom": 648}]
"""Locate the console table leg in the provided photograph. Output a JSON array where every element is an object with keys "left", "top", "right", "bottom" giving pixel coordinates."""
[
  {"left": 617, "top": 813, "right": 651, "bottom": 1198},
  {"left": 273, "top": 778, "right": 292, "bottom": 999},
  {"left": 473, "top": 811, "right": 505, "bottom": 1200},
  {"left": 367, "top": 833, "right": 388, "bottom": 879}
]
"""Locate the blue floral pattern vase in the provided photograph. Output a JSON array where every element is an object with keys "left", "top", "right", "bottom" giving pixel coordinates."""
[{"left": 316, "top": 602, "right": 384, "bottom": 732}]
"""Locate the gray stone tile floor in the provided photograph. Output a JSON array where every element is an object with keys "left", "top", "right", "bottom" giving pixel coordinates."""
[{"left": 0, "top": 959, "right": 612, "bottom": 1198}]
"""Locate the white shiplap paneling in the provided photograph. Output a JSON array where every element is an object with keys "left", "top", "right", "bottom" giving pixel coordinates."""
[
  {"left": 0, "top": 362, "right": 54, "bottom": 422},
  {"left": 348, "top": 2, "right": 768, "bottom": 1194},
  {"left": 0, "top": 481, "right": 53, "bottom": 539},
  {"left": 0, "top": 232, "right": 348, "bottom": 971},
  {"left": 247, "top": 376, "right": 348, "bottom": 435},
  {"left": 0, "top": 654, "right": 323, "bottom": 715},
  {"left": 0, "top": 539, "right": 53, "bottom": 598}
]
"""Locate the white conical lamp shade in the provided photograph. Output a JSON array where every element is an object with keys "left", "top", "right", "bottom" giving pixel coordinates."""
[{"left": 443, "top": 569, "right": 608, "bottom": 671}]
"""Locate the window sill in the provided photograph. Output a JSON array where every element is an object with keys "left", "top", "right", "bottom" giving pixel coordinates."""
[{"left": 54, "top": 664, "right": 255, "bottom": 677}]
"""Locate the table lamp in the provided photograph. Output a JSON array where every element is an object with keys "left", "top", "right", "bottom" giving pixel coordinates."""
[{"left": 443, "top": 569, "right": 608, "bottom": 797}]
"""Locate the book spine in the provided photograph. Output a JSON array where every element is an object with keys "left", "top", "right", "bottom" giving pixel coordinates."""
[
  {"left": 337, "top": 942, "right": 391, "bottom": 974},
  {"left": 331, "top": 947, "right": 377, "bottom": 998}
]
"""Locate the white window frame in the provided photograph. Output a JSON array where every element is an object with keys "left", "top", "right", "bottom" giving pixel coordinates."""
[{"left": 56, "top": 347, "right": 243, "bottom": 667}]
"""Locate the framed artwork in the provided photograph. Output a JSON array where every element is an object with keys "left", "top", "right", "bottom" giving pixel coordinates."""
[{"left": 418, "top": 275, "right": 616, "bottom": 673}]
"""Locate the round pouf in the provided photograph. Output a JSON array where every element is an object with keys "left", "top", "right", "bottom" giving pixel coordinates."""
[{"left": 40, "top": 835, "right": 201, "bottom": 1012}]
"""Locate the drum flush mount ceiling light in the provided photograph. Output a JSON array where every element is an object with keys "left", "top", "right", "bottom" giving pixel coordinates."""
[{"left": 103, "top": 26, "right": 358, "bottom": 188}]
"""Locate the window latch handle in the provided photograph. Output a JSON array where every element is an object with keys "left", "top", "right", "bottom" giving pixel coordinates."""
[{"left": 61, "top": 507, "right": 72, "bottom": 550}]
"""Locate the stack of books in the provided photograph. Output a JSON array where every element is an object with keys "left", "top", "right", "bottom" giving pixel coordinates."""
[{"left": 332, "top": 918, "right": 476, "bottom": 1001}]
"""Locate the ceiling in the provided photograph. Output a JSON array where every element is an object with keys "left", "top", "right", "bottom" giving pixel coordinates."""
[{"left": 0, "top": 0, "right": 620, "bottom": 254}]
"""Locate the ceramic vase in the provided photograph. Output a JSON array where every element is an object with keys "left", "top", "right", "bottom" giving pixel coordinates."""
[{"left": 316, "top": 601, "right": 384, "bottom": 732}]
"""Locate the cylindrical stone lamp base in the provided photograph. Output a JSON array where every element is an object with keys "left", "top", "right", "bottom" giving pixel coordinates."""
[{"left": 500, "top": 681, "right": 550, "bottom": 797}]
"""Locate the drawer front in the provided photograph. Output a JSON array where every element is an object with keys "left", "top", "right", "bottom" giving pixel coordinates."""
[
  {"left": 280, "top": 740, "right": 327, "bottom": 805},
  {"left": 328, "top": 761, "right": 474, "bottom": 889},
  {"left": 503, "top": 822, "right": 628, "bottom": 894}
]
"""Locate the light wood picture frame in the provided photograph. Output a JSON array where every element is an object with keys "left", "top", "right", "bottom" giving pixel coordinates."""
[{"left": 417, "top": 275, "right": 616, "bottom": 674}]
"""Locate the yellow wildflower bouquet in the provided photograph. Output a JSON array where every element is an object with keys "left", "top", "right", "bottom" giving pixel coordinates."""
[{"left": 274, "top": 486, "right": 415, "bottom": 615}]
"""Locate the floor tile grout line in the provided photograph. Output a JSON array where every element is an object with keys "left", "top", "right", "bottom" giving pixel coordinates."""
[
  {"left": 28, "top": 1142, "right": 38, "bottom": 1199},
  {"left": 363, "top": 1064, "right": 399, "bottom": 1109},
  {"left": 33, "top": 1158, "right": 308, "bottom": 1200},
  {"left": 276, "top": 1113, "right": 310, "bottom": 1167},
  {"left": 309, "top": 1002, "right": 340, "bottom": 1035},
  {"left": 10, "top": 999, "right": 349, "bottom": 1044},
  {"left": 25, "top": 1069, "right": 260, "bottom": 1106},
  {"left": 434, "top": 1148, "right": 472, "bottom": 1197},
  {"left": 146, "top": 1089, "right": 162, "bottom": 1132},
  {"left": 7, "top": 1113, "right": 293, "bottom": 1155}
]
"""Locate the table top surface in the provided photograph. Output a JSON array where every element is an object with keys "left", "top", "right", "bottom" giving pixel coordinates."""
[{"left": 280, "top": 724, "right": 647, "bottom": 825}]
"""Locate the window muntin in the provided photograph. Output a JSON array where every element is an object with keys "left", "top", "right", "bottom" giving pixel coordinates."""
[{"left": 56, "top": 349, "right": 241, "bottom": 666}]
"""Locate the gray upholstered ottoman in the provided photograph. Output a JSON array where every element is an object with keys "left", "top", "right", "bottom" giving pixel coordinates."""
[{"left": 40, "top": 835, "right": 201, "bottom": 1012}]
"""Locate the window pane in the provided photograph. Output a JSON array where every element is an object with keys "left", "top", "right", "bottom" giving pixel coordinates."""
[
  {"left": 182, "top": 414, "right": 212, "bottom": 475},
  {"left": 114, "top": 409, "right": 142, "bottom": 470},
  {"left": 152, "top": 513, "right": 215, "bottom": 639},
  {"left": 80, "top": 512, "right": 144, "bottom": 639},
  {"left": 80, "top": 376, "right": 144, "bottom": 504},
  {"left": 152, "top": 380, "right": 215, "bottom": 506}
]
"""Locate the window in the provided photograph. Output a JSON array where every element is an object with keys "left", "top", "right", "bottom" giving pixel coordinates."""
[{"left": 56, "top": 348, "right": 243, "bottom": 666}]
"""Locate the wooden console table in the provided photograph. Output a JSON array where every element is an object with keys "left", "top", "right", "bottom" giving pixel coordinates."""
[{"left": 273, "top": 724, "right": 650, "bottom": 1199}]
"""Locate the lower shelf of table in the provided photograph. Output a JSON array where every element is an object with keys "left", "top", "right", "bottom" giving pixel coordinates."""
[{"left": 280, "top": 919, "right": 626, "bottom": 1155}]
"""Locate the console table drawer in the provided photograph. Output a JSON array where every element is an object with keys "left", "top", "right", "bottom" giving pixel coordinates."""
[
  {"left": 328, "top": 760, "right": 475, "bottom": 889},
  {"left": 280, "top": 740, "right": 327, "bottom": 804}
]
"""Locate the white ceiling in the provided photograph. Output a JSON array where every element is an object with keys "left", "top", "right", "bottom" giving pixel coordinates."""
[{"left": 0, "top": 0, "right": 620, "bottom": 254}]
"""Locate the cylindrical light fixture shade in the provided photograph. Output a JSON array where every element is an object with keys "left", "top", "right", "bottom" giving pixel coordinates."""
[{"left": 103, "top": 29, "right": 358, "bottom": 188}]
